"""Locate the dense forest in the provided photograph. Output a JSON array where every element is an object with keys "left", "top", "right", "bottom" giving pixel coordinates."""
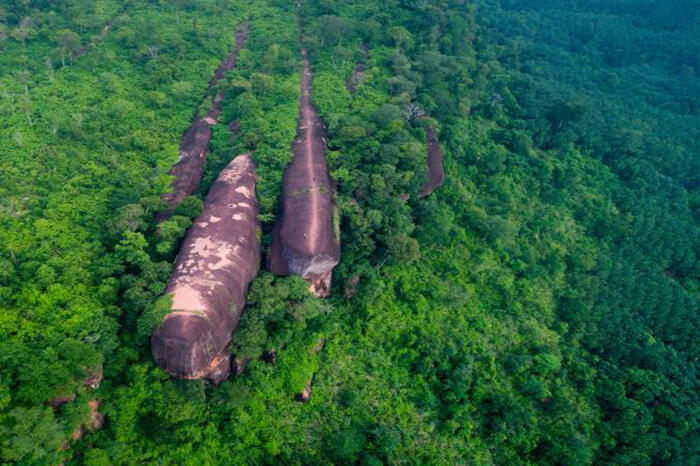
[{"left": 0, "top": 0, "right": 697, "bottom": 464}]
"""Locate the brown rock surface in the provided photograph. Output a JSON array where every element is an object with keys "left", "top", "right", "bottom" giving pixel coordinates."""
[
  {"left": 86, "top": 399, "right": 104, "bottom": 431},
  {"left": 419, "top": 126, "right": 445, "bottom": 197},
  {"left": 268, "top": 49, "right": 340, "bottom": 297},
  {"left": 157, "top": 24, "right": 249, "bottom": 222},
  {"left": 48, "top": 393, "right": 76, "bottom": 409},
  {"left": 296, "top": 377, "right": 313, "bottom": 403},
  {"left": 234, "top": 357, "right": 249, "bottom": 375},
  {"left": 313, "top": 337, "right": 326, "bottom": 353},
  {"left": 83, "top": 364, "right": 103, "bottom": 389},
  {"left": 344, "top": 275, "right": 360, "bottom": 298},
  {"left": 69, "top": 399, "right": 104, "bottom": 444},
  {"left": 152, "top": 154, "right": 260, "bottom": 383}
]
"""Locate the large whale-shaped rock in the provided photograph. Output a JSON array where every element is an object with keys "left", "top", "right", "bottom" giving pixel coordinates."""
[{"left": 152, "top": 154, "right": 260, "bottom": 382}]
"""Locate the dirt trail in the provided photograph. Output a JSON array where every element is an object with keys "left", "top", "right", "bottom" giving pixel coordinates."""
[
  {"left": 419, "top": 126, "right": 445, "bottom": 197},
  {"left": 152, "top": 154, "right": 260, "bottom": 383},
  {"left": 268, "top": 18, "right": 339, "bottom": 297},
  {"left": 157, "top": 23, "right": 249, "bottom": 222}
]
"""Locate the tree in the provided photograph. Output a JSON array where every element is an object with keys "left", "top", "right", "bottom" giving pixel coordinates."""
[
  {"left": 316, "top": 15, "right": 351, "bottom": 47},
  {"left": 385, "top": 234, "right": 420, "bottom": 265},
  {"left": 20, "top": 94, "right": 32, "bottom": 126},
  {"left": 55, "top": 29, "right": 81, "bottom": 66},
  {"left": 44, "top": 57, "right": 54, "bottom": 82},
  {"left": 14, "top": 69, "right": 30, "bottom": 95},
  {"left": 11, "top": 17, "right": 35, "bottom": 46},
  {"left": 546, "top": 100, "right": 585, "bottom": 132},
  {"left": 1, "top": 407, "right": 65, "bottom": 464},
  {"left": 171, "top": 80, "right": 193, "bottom": 99}
]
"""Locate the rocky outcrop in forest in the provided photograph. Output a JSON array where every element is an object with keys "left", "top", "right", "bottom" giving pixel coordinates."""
[
  {"left": 157, "top": 23, "right": 249, "bottom": 222},
  {"left": 419, "top": 126, "right": 444, "bottom": 197},
  {"left": 268, "top": 48, "right": 340, "bottom": 297},
  {"left": 152, "top": 154, "right": 260, "bottom": 383},
  {"left": 345, "top": 46, "right": 367, "bottom": 95}
]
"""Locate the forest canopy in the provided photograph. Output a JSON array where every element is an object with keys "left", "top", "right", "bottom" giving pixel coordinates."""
[{"left": 0, "top": 0, "right": 697, "bottom": 464}]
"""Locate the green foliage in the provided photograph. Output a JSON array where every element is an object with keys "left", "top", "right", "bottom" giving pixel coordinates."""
[
  {"left": 232, "top": 274, "right": 327, "bottom": 360},
  {"left": 1, "top": 406, "right": 65, "bottom": 464},
  {"left": 0, "top": 0, "right": 696, "bottom": 464},
  {"left": 155, "top": 215, "right": 192, "bottom": 256}
]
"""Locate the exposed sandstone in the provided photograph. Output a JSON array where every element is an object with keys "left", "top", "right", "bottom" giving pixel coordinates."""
[
  {"left": 157, "top": 24, "right": 249, "bottom": 222},
  {"left": 83, "top": 364, "right": 103, "bottom": 389},
  {"left": 48, "top": 393, "right": 75, "bottom": 409},
  {"left": 152, "top": 154, "right": 260, "bottom": 383},
  {"left": 268, "top": 49, "right": 340, "bottom": 297},
  {"left": 419, "top": 126, "right": 445, "bottom": 197},
  {"left": 295, "top": 377, "right": 313, "bottom": 403},
  {"left": 86, "top": 399, "right": 104, "bottom": 431},
  {"left": 69, "top": 399, "right": 104, "bottom": 444}
]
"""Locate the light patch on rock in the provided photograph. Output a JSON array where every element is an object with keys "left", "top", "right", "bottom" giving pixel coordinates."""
[
  {"left": 234, "top": 185, "right": 252, "bottom": 197},
  {"left": 209, "top": 250, "right": 235, "bottom": 271},
  {"left": 190, "top": 237, "right": 216, "bottom": 256},
  {"left": 169, "top": 284, "right": 207, "bottom": 312}
]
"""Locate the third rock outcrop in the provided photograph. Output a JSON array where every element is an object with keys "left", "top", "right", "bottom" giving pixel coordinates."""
[{"left": 419, "top": 126, "right": 445, "bottom": 197}]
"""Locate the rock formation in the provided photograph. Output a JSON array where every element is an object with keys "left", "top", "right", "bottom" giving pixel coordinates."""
[
  {"left": 152, "top": 154, "right": 260, "bottom": 383},
  {"left": 47, "top": 364, "right": 103, "bottom": 408},
  {"left": 157, "top": 23, "right": 249, "bottom": 222},
  {"left": 419, "top": 126, "right": 445, "bottom": 197},
  {"left": 48, "top": 393, "right": 75, "bottom": 409},
  {"left": 344, "top": 275, "right": 360, "bottom": 298},
  {"left": 295, "top": 338, "right": 325, "bottom": 403},
  {"left": 268, "top": 48, "right": 340, "bottom": 297},
  {"left": 83, "top": 364, "right": 103, "bottom": 389},
  {"left": 234, "top": 357, "right": 249, "bottom": 375},
  {"left": 295, "top": 377, "right": 314, "bottom": 403},
  {"left": 346, "top": 45, "right": 368, "bottom": 95},
  {"left": 69, "top": 400, "right": 104, "bottom": 443}
]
